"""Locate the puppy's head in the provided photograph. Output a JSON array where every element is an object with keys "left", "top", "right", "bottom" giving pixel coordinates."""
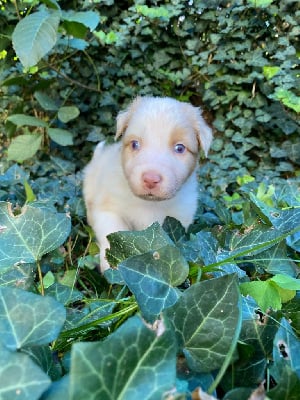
[{"left": 116, "top": 96, "right": 213, "bottom": 201}]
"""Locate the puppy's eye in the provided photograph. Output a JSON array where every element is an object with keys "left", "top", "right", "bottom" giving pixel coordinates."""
[
  {"left": 174, "top": 143, "right": 186, "bottom": 154},
  {"left": 131, "top": 140, "right": 140, "bottom": 151}
]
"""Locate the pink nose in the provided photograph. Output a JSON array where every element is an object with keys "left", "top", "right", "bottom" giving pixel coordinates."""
[{"left": 142, "top": 172, "right": 162, "bottom": 190}]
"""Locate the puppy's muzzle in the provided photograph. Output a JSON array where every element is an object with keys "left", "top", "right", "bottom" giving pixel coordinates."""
[{"left": 142, "top": 171, "right": 162, "bottom": 190}]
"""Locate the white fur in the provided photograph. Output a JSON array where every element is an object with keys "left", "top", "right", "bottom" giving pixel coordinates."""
[{"left": 83, "top": 97, "right": 212, "bottom": 272}]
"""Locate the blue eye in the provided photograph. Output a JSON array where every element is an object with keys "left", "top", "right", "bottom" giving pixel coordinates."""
[
  {"left": 174, "top": 143, "right": 186, "bottom": 154},
  {"left": 131, "top": 140, "right": 140, "bottom": 150}
]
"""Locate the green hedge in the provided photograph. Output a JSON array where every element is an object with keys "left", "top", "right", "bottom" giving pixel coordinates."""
[{"left": 1, "top": 0, "right": 299, "bottom": 189}]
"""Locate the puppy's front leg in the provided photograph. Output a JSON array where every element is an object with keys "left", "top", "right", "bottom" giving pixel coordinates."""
[{"left": 91, "top": 211, "right": 129, "bottom": 273}]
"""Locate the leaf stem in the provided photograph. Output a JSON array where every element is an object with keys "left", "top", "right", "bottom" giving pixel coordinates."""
[
  {"left": 37, "top": 260, "right": 45, "bottom": 296},
  {"left": 59, "top": 302, "right": 138, "bottom": 338},
  {"left": 206, "top": 226, "right": 300, "bottom": 270}
]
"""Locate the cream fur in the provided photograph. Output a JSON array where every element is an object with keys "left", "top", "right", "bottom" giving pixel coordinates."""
[{"left": 83, "top": 97, "right": 212, "bottom": 272}]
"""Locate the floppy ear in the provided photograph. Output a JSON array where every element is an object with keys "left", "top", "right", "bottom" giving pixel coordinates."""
[
  {"left": 115, "top": 96, "right": 142, "bottom": 140},
  {"left": 185, "top": 104, "right": 213, "bottom": 157}
]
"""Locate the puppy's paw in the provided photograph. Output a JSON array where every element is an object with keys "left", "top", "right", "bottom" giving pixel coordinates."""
[{"left": 99, "top": 251, "right": 111, "bottom": 274}]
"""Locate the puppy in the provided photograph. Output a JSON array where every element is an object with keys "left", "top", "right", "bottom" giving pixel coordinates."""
[{"left": 83, "top": 96, "right": 213, "bottom": 272}]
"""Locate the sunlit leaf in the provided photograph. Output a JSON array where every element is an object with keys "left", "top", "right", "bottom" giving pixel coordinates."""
[
  {"left": 12, "top": 9, "right": 60, "bottom": 68},
  {"left": 58, "top": 106, "right": 80, "bottom": 123},
  {"left": 7, "top": 134, "right": 43, "bottom": 162},
  {"left": 0, "top": 202, "right": 71, "bottom": 267}
]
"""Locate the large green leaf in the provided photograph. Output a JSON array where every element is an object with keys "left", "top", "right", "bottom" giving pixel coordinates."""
[
  {"left": 119, "top": 244, "right": 189, "bottom": 321},
  {"left": 12, "top": 9, "right": 60, "bottom": 68},
  {"left": 106, "top": 222, "right": 173, "bottom": 266},
  {"left": 165, "top": 274, "right": 242, "bottom": 373},
  {"left": 7, "top": 114, "right": 48, "bottom": 127},
  {"left": 0, "top": 344, "right": 51, "bottom": 400},
  {"left": 0, "top": 202, "right": 71, "bottom": 267},
  {"left": 0, "top": 286, "right": 66, "bottom": 350},
  {"left": 7, "top": 134, "right": 43, "bottom": 162},
  {"left": 69, "top": 315, "right": 177, "bottom": 400}
]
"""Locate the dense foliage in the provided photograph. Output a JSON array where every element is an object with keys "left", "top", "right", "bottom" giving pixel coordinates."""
[{"left": 0, "top": 0, "right": 299, "bottom": 399}]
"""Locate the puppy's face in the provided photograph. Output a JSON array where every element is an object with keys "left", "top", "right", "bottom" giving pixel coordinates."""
[{"left": 117, "top": 97, "right": 212, "bottom": 201}]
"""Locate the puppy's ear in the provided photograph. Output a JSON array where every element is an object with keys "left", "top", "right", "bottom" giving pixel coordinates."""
[
  {"left": 185, "top": 104, "right": 213, "bottom": 157},
  {"left": 115, "top": 97, "right": 142, "bottom": 140}
]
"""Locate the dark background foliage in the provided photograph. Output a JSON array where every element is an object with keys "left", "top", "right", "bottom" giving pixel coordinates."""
[{"left": 1, "top": 0, "right": 299, "bottom": 183}]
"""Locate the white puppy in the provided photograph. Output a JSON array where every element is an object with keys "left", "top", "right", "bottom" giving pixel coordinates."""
[{"left": 83, "top": 96, "right": 212, "bottom": 272}]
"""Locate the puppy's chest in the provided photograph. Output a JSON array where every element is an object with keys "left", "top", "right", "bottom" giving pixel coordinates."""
[{"left": 122, "top": 196, "right": 195, "bottom": 230}]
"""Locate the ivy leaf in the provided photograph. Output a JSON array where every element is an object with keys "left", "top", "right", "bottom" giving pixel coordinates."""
[
  {"left": 22, "top": 345, "right": 62, "bottom": 381},
  {"left": 179, "top": 231, "right": 218, "bottom": 264},
  {"left": 247, "top": 0, "right": 274, "bottom": 8},
  {"left": 136, "top": 5, "right": 170, "bottom": 20},
  {"left": 268, "top": 365, "right": 300, "bottom": 399},
  {"left": 45, "top": 283, "right": 83, "bottom": 306},
  {"left": 119, "top": 245, "right": 189, "bottom": 321},
  {"left": 272, "top": 318, "right": 300, "bottom": 379},
  {"left": 69, "top": 315, "right": 177, "bottom": 399},
  {"left": 41, "top": 375, "right": 70, "bottom": 399},
  {"left": 165, "top": 274, "right": 242, "bottom": 373},
  {"left": 0, "top": 164, "right": 29, "bottom": 186},
  {"left": 263, "top": 65, "right": 281, "bottom": 80},
  {"left": 0, "top": 344, "right": 51, "bottom": 399},
  {"left": 250, "top": 194, "right": 300, "bottom": 233},
  {"left": 7, "top": 134, "right": 43, "bottom": 162},
  {"left": 268, "top": 318, "right": 300, "bottom": 397},
  {"left": 254, "top": 242, "right": 298, "bottom": 277},
  {"left": 274, "top": 89, "right": 300, "bottom": 113},
  {"left": 0, "top": 202, "right": 71, "bottom": 267},
  {"left": 0, "top": 286, "right": 66, "bottom": 350},
  {"left": 12, "top": 9, "right": 60, "bottom": 68},
  {"left": 106, "top": 222, "right": 173, "bottom": 266},
  {"left": 0, "top": 263, "right": 35, "bottom": 289},
  {"left": 222, "top": 297, "right": 278, "bottom": 388},
  {"left": 162, "top": 216, "right": 186, "bottom": 243}
]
